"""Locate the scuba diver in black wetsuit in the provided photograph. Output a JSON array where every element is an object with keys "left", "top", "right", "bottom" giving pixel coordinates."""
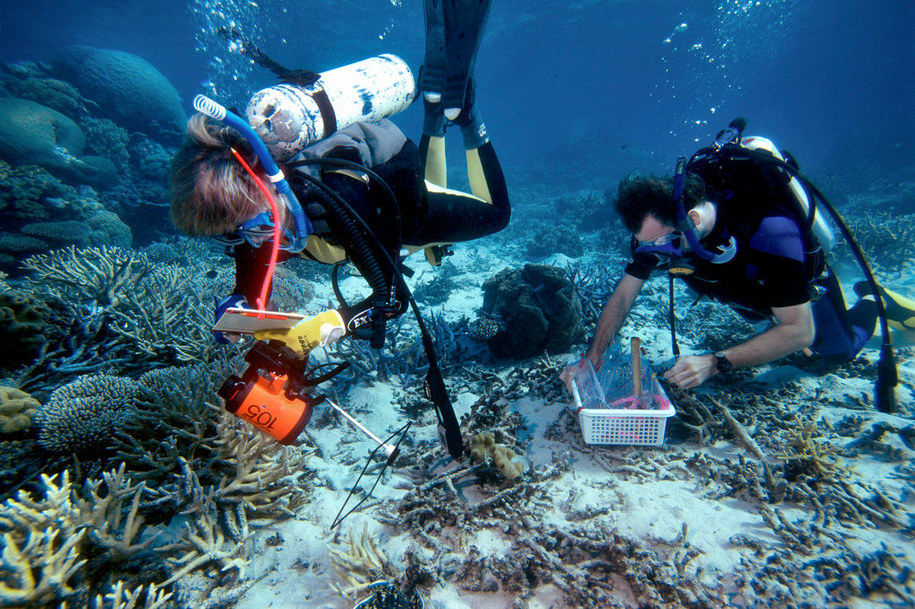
[
  {"left": 168, "top": 0, "right": 501, "bottom": 458},
  {"left": 560, "top": 119, "right": 914, "bottom": 413}
]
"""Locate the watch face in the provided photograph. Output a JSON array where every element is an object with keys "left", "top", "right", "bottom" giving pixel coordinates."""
[{"left": 715, "top": 352, "right": 732, "bottom": 372}]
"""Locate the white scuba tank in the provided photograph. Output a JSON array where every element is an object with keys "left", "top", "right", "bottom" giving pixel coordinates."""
[
  {"left": 741, "top": 136, "right": 836, "bottom": 252},
  {"left": 246, "top": 54, "right": 415, "bottom": 161}
]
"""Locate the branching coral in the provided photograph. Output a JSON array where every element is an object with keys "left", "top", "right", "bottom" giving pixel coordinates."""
[
  {"left": 329, "top": 524, "right": 396, "bottom": 601},
  {"left": 34, "top": 373, "right": 139, "bottom": 455},
  {"left": 0, "top": 471, "right": 115, "bottom": 606},
  {"left": 156, "top": 512, "right": 247, "bottom": 587},
  {"left": 20, "top": 245, "right": 224, "bottom": 366},
  {"left": 21, "top": 245, "right": 151, "bottom": 309}
]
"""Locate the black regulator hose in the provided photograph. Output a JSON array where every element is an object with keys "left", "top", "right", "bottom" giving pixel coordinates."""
[
  {"left": 287, "top": 160, "right": 464, "bottom": 458},
  {"left": 287, "top": 156, "right": 408, "bottom": 349},
  {"left": 744, "top": 149, "right": 896, "bottom": 413}
]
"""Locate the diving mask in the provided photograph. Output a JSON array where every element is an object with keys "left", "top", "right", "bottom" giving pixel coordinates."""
[
  {"left": 212, "top": 211, "right": 301, "bottom": 252},
  {"left": 637, "top": 156, "right": 737, "bottom": 265}
]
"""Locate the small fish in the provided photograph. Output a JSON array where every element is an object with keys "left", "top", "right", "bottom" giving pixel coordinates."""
[{"left": 205, "top": 269, "right": 219, "bottom": 279}]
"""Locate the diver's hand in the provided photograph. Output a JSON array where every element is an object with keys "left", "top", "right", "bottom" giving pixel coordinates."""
[
  {"left": 254, "top": 309, "right": 346, "bottom": 358},
  {"left": 663, "top": 354, "right": 717, "bottom": 389},
  {"left": 560, "top": 358, "right": 594, "bottom": 395},
  {"left": 213, "top": 294, "right": 249, "bottom": 344}
]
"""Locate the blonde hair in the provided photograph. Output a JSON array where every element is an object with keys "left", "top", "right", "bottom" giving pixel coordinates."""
[{"left": 169, "top": 114, "right": 278, "bottom": 236}]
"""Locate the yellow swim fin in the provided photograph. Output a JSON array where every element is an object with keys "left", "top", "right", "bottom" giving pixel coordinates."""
[{"left": 856, "top": 281, "right": 915, "bottom": 331}]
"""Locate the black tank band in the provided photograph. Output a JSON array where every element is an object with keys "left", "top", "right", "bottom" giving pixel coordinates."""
[{"left": 310, "top": 87, "right": 337, "bottom": 136}]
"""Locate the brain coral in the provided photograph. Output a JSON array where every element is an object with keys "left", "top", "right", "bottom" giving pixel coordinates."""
[
  {"left": 0, "top": 387, "right": 41, "bottom": 434},
  {"left": 54, "top": 46, "right": 186, "bottom": 141},
  {"left": 34, "top": 374, "right": 139, "bottom": 455}
]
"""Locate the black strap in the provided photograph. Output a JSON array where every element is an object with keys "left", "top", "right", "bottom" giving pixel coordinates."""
[
  {"left": 216, "top": 27, "right": 337, "bottom": 136},
  {"left": 668, "top": 273, "right": 680, "bottom": 358},
  {"left": 309, "top": 87, "right": 338, "bottom": 136}
]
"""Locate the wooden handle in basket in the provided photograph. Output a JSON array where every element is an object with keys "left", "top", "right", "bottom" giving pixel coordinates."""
[{"left": 631, "top": 337, "right": 642, "bottom": 397}]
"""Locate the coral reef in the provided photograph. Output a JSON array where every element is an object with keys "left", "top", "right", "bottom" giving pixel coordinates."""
[
  {"left": 34, "top": 374, "right": 139, "bottom": 455},
  {"left": 479, "top": 264, "right": 583, "bottom": 359},
  {"left": 0, "top": 162, "right": 131, "bottom": 270},
  {"left": 0, "top": 96, "right": 97, "bottom": 182},
  {"left": 53, "top": 46, "right": 186, "bottom": 142},
  {"left": 469, "top": 432, "right": 525, "bottom": 480},
  {"left": 20, "top": 246, "right": 218, "bottom": 369},
  {"left": 0, "top": 386, "right": 40, "bottom": 434},
  {"left": 467, "top": 314, "right": 503, "bottom": 343},
  {"left": 523, "top": 221, "right": 585, "bottom": 259},
  {"left": 0, "top": 287, "right": 55, "bottom": 369},
  {"left": 80, "top": 116, "right": 130, "bottom": 174},
  {"left": 127, "top": 134, "right": 172, "bottom": 182},
  {"left": 834, "top": 208, "right": 915, "bottom": 273},
  {"left": 0, "top": 468, "right": 170, "bottom": 607},
  {"left": 10, "top": 76, "right": 93, "bottom": 120}
]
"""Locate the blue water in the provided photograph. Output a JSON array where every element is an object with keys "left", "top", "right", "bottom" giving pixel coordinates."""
[{"left": 1, "top": 0, "right": 913, "bottom": 192}]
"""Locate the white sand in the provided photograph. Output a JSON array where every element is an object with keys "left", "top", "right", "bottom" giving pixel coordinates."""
[{"left": 222, "top": 241, "right": 915, "bottom": 609}]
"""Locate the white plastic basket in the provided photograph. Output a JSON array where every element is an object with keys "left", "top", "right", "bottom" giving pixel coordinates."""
[{"left": 570, "top": 354, "right": 675, "bottom": 446}]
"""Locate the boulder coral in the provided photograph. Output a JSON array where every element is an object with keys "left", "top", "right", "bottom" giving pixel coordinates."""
[
  {"left": 0, "top": 288, "right": 53, "bottom": 369},
  {"left": 54, "top": 46, "right": 186, "bottom": 141},
  {"left": 0, "top": 386, "right": 41, "bottom": 434},
  {"left": 479, "top": 264, "right": 583, "bottom": 359},
  {"left": 0, "top": 97, "right": 97, "bottom": 182}
]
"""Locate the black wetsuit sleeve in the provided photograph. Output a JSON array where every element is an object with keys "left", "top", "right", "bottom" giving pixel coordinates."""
[
  {"left": 623, "top": 236, "right": 660, "bottom": 280},
  {"left": 232, "top": 243, "right": 293, "bottom": 306}
]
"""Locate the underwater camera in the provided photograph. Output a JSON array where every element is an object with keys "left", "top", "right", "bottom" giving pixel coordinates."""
[{"left": 217, "top": 340, "right": 321, "bottom": 444}]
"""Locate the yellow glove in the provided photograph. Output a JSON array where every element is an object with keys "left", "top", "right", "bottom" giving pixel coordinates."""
[{"left": 255, "top": 309, "right": 346, "bottom": 357}]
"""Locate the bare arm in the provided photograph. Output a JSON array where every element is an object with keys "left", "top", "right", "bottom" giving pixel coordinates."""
[
  {"left": 560, "top": 273, "right": 644, "bottom": 390},
  {"left": 585, "top": 273, "right": 645, "bottom": 367},
  {"left": 663, "top": 300, "right": 816, "bottom": 389}
]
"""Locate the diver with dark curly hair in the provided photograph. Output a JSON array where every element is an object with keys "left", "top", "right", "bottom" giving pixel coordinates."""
[{"left": 562, "top": 123, "right": 913, "bottom": 411}]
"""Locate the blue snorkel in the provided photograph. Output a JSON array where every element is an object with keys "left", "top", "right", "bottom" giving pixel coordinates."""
[
  {"left": 193, "top": 95, "right": 313, "bottom": 252},
  {"left": 671, "top": 156, "right": 737, "bottom": 264}
]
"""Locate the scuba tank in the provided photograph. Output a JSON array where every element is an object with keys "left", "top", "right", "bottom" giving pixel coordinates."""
[
  {"left": 246, "top": 54, "right": 416, "bottom": 161},
  {"left": 740, "top": 136, "right": 836, "bottom": 252}
]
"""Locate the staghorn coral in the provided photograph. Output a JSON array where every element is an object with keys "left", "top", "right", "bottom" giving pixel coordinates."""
[
  {"left": 329, "top": 524, "right": 396, "bottom": 601},
  {"left": 90, "top": 581, "right": 172, "bottom": 609},
  {"left": 34, "top": 374, "right": 139, "bottom": 455},
  {"left": 0, "top": 386, "right": 40, "bottom": 434},
  {"left": 156, "top": 512, "right": 247, "bottom": 587},
  {"left": 21, "top": 246, "right": 220, "bottom": 366},
  {"left": 835, "top": 209, "right": 915, "bottom": 273},
  {"left": 0, "top": 467, "right": 183, "bottom": 607},
  {"left": 21, "top": 245, "right": 150, "bottom": 308}
]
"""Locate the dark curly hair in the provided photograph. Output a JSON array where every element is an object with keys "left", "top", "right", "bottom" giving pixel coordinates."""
[{"left": 613, "top": 172, "right": 706, "bottom": 233}]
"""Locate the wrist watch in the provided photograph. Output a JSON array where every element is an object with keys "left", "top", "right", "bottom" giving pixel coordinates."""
[{"left": 714, "top": 352, "right": 733, "bottom": 374}]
